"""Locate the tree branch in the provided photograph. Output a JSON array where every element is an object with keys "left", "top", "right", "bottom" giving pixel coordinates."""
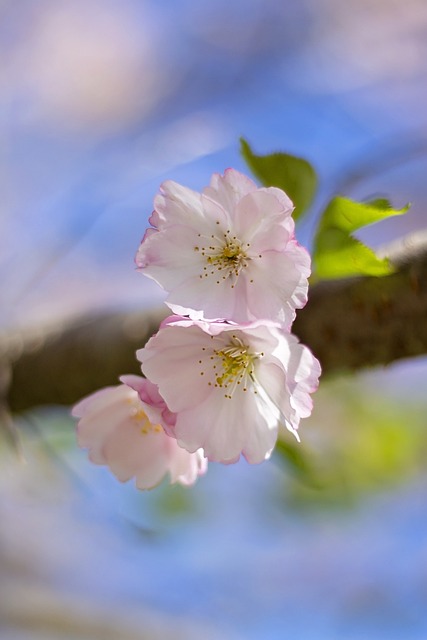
[
  {"left": 294, "top": 231, "right": 427, "bottom": 375},
  {"left": 3, "top": 232, "right": 427, "bottom": 413}
]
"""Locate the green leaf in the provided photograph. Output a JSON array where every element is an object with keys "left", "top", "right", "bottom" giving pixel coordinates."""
[
  {"left": 313, "top": 196, "right": 410, "bottom": 279},
  {"left": 276, "top": 376, "right": 427, "bottom": 510},
  {"left": 240, "top": 138, "right": 318, "bottom": 220}
]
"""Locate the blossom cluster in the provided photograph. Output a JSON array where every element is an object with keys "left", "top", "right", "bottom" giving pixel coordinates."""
[{"left": 72, "top": 169, "right": 321, "bottom": 490}]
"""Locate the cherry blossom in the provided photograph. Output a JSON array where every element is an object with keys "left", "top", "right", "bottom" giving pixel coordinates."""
[
  {"left": 138, "top": 316, "right": 321, "bottom": 464},
  {"left": 136, "top": 168, "right": 311, "bottom": 326},
  {"left": 71, "top": 375, "right": 207, "bottom": 489}
]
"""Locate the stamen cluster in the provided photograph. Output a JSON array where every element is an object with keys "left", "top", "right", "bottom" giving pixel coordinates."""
[
  {"left": 196, "top": 228, "right": 253, "bottom": 287},
  {"left": 197, "top": 334, "right": 262, "bottom": 398}
]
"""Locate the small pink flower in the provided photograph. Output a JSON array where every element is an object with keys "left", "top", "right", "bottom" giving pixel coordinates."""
[
  {"left": 71, "top": 376, "right": 207, "bottom": 490},
  {"left": 136, "top": 168, "right": 310, "bottom": 327},
  {"left": 138, "top": 316, "right": 321, "bottom": 464}
]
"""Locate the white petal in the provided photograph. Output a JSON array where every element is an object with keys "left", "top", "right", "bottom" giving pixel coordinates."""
[
  {"left": 240, "top": 391, "right": 279, "bottom": 463},
  {"left": 244, "top": 249, "right": 310, "bottom": 325},
  {"left": 138, "top": 325, "right": 216, "bottom": 411},
  {"left": 102, "top": 422, "right": 167, "bottom": 487},
  {"left": 72, "top": 384, "right": 129, "bottom": 418},
  {"left": 204, "top": 168, "right": 257, "bottom": 211},
  {"left": 174, "top": 392, "right": 248, "bottom": 463},
  {"left": 75, "top": 389, "right": 133, "bottom": 457},
  {"left": 136, "top": 225, "right": 205, "bottom": 285},
  {"left": 233, "top": 190, "right": 293, "bottom": 243},
  {"left": 168, "top": 444, "right": 207, "bottom": 486},
  {"left": 154, "top": 180, "right": 204, "bottom": 227}
]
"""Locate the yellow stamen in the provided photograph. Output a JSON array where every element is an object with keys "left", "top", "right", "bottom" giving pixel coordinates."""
[
  {"left": 195, "top": 226, "right": 255, "bottom": 285},
  {"left": 130, "top": 404, "right": 162, "bottom": 436},
  {"left": 197, "top": 335, "right": 262, "bottom": 399}
]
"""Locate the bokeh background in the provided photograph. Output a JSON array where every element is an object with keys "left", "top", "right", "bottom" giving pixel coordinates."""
[{"left": 1, "top": 1, "right": 427, "bottom": 638}]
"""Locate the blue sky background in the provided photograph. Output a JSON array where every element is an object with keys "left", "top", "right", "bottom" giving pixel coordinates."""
[{"left": 2, "top": 1, "right": 427, "bottom": 638}]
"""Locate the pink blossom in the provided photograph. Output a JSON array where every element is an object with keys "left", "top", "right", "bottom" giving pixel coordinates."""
[
  {"left": 137, "top": 316, "right": 321, "bottom": 464},
  {"left": 71, "top": 375, "right": 207, "bottom": 489},
  {"left": 136, "top": 168, "right": 311, "bottom": 327}
]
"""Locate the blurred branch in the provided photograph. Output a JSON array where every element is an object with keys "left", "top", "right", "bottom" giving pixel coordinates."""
[
  {"left": 4, "top": 308, "right": 167, "bottom": 413},
  {"left": 294, "top": 230, "right": 427, "bottom": 374},
  {"left": 3, "top": 231, "right": 427, "bottom": 413}
]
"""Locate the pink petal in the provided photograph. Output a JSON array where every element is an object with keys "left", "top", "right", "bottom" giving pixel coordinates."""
[{"left": 204, "top": 168, "right": 257, "bottom": 211}]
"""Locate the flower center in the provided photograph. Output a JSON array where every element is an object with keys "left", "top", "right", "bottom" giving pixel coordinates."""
[
  {"left": 207, "top": 240, "right": 248, "bottom": 279},
  {"left": 129, "top": 403, "right": 163, "bottom": 435},
  {"left": 215, "top": 344, "right": 253, "bottom": 387},
  {"left": 199, "top": 336, "right": 264, "bottom": 399},
  {"left": 195, "top": 227, "right": 257, "bottom": 287}
]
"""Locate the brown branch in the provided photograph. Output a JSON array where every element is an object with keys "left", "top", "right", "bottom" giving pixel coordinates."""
[
  {"left": 3, "top": 308, "right": 168, "bottom": 413},
  {"left": 293, "top": 231, "right": 427, "bottom": 374},
  {"left": 3, "top": 232, "right": 427, "bottom": 413}
]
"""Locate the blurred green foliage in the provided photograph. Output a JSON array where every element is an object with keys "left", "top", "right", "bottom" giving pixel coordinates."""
[{"left": 275, "top": 375, "right": 427, "bottom": 509}]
